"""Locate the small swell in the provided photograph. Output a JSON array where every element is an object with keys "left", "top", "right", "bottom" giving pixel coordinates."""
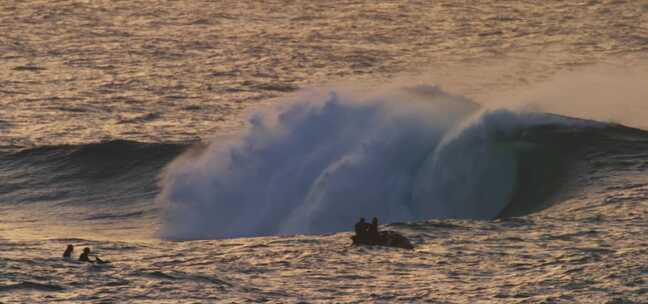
[
  {"left": 0, "top": 281, "right": 65, "bottom": 292},
  {"left": 0, "top": 140, "right": 192, "bottom": 208},
  {"left": 84, "top": 211, "right": 146, "bottom": 221}
]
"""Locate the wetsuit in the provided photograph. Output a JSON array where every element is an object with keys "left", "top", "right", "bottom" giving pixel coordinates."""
[
  {"left": 63, "top": 248, "right": 73, "bottom": 258},
  {"left": 79, "top": 252, "right": 92, "bottom": 262}
]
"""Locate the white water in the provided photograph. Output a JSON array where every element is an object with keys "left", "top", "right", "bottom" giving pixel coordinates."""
[{"left": 157, "top": 85, "right": 602, "bottom": 239}]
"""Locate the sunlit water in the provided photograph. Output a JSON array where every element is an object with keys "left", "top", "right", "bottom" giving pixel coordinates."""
[{"left": 1, "top": 1, "right": 648, "bottom": 302}]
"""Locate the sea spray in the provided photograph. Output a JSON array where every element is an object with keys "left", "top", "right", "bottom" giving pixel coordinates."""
[
  {"left": 156, "top": 85, "right": 603, "bottom": 239},
  {"left": 157, "top": 86, "right": 478, "bottom": 239}
]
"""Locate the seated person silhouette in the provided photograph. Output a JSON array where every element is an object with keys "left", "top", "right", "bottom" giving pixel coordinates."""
[
  {"left": 353, "top": 218, "right": 367, "bottom": 244},
  {"left": 353, "top": 217, "right": 375, "bottom": 245},
  {"left": 63, "top": 244, "right": 74, "bottom": 258}
]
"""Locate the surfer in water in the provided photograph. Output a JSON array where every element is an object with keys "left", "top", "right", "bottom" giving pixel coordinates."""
[
  {"left": 79, "top": 247, "right": 110, "bottom": 264},
  {"left": 63, "top": 244, "right": 74, "bottom": 258}
]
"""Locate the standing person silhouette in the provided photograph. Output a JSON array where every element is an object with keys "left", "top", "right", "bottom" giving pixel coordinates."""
[{"left": 369, "top": 217, "right": 379, "bottom": 244}]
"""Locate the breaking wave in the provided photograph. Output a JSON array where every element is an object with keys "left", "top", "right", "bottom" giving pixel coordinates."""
[
  {"left": 156, "top": 85, "right": 648, "bottom": 239},
  {"left": 2, "top": 86, "right": 647, "bottom": 240}
]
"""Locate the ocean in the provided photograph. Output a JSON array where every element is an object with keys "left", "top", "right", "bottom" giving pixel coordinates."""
[{"left": 1, "top": 1, "right": 648, "bottom": 302}]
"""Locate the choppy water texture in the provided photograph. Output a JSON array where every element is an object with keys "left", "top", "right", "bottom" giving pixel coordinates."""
[
  {"left": 2, "top": 0, "right": 648, "bottom": 146},
  {"left": 2, "top": 0, "right": 648, "bottom": 303}
]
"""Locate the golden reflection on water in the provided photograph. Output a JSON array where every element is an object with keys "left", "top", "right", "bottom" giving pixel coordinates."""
[{"left": 2, "top": 1, "right": 648, "bottom": 147}]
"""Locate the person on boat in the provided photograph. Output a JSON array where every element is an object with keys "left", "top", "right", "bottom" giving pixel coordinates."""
[
  {"left": 63, "top": 244, "right": 74, "bottom": 258},
  {"left": 354, "top": 218, "right": 368, "bottom": 242},
  {"left": 352, "top": 217, "right": 414, "bottom": 249},
  {"left": 369, "top": 217, "right": 380, "bottom": 244}
]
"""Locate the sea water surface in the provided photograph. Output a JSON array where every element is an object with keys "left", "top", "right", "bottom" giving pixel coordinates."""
[{"left": 1, "top": 1, "right": 648, "bottom": 303}]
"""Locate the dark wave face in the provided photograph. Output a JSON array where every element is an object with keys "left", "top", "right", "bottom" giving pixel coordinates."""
[
  {"left": 0, "top": 140, "right": 190, "bottom": 226},
  {"left": 498, "top": 120, "right": 648, "bottom": 217}
]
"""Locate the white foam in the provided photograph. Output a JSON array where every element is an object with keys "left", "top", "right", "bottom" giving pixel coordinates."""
[{"left": 156, "top": 86, "right": 587, "bottom": 239}]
